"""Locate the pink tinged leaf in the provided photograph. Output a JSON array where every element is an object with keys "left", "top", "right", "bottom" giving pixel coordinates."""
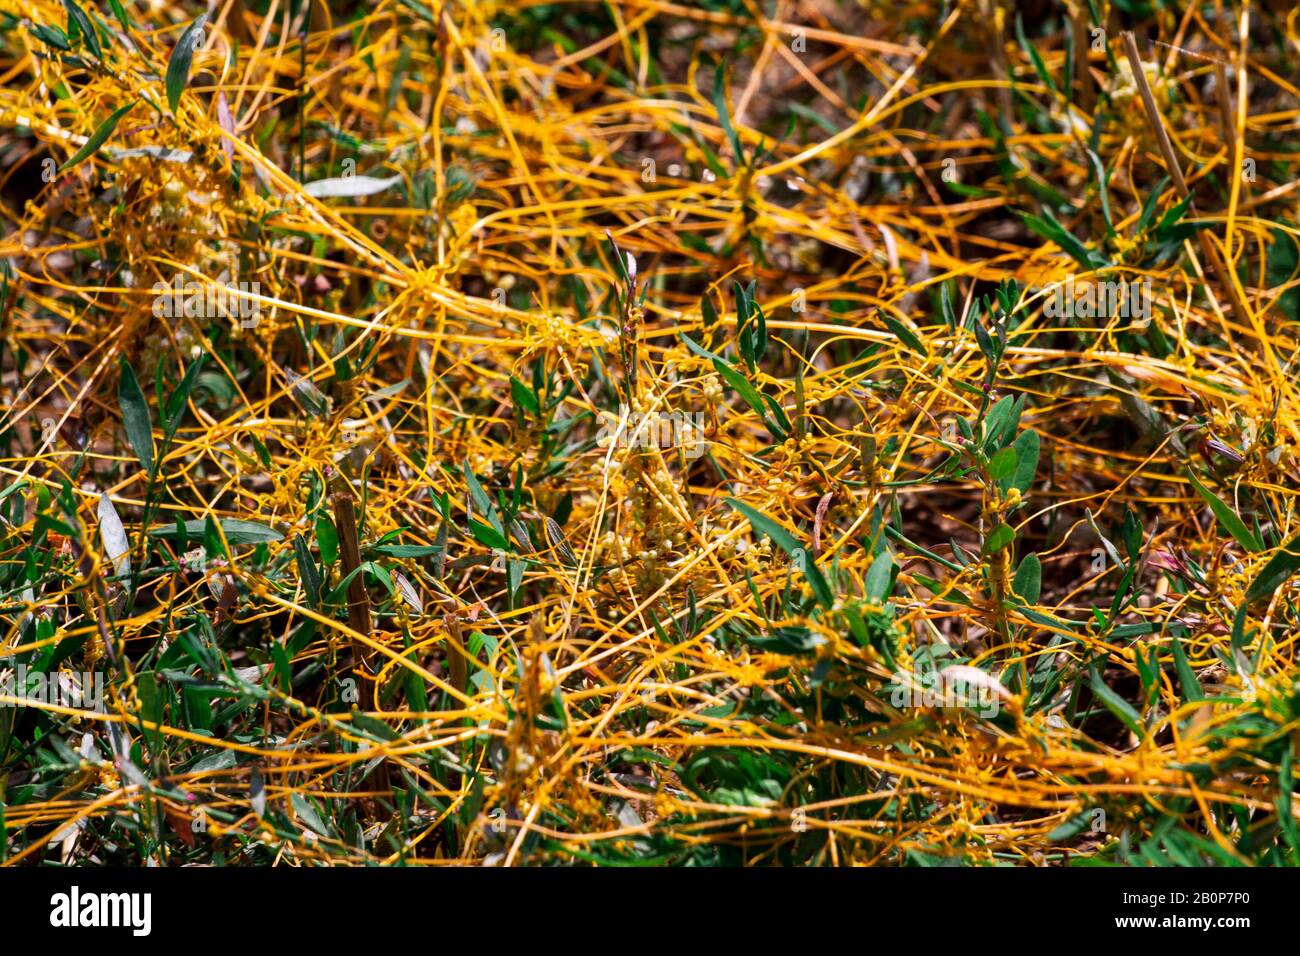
[
  {"left": 813, "top": 492, "right": 833, "bottom": 556},
  {"left": 1205, "top": 437, "right": 1245, "bottom": 464},
  {"left": 216, "top": 90, "right": 235, "bottom": 163}
]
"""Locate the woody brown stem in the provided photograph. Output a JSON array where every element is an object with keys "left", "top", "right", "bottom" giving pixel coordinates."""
[
  {"left": 1070, "top": 3, "right": 1095, "bottom": 112},
  {"left": 330, "top": 483, "right": 392, "bottom": 805},
  {"left": 330, "top": 485, "right": 372, "bottom": 658},
  {"left": 1214, "top": 61, "right": 1236, "bottom": 155}
]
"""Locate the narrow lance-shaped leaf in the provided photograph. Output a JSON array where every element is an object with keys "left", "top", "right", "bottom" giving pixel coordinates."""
[
  {"left": 166, "top": 13, "right": 209, "bottom": 114},
  {"left": 726, "top": 498, "right": 832, "bottom": 608},
  {"left": 882, "top": 313, "right": 926, "bottom": 357},
  {"left": 31, "top": 24, "right": 72, "bottom": 51},
  {"left": 61, "top": 101, "right": 136, "bottom": 172},
  {"left": 712, "top": 62, "right": 744, "bottom": 164},
  {"left": 63, "top": 0, "right": 101, "bottom": 59},
  {"left": 544, "top": 517, "right": 577, "bottom": 566},
  {"left": 1186, "top": 470, "right": 1262, "bottom": 553},
  {"left": 1170, "top": 632, "right": 1203, "bottom": 702},
  {"left": 150, "top": 518, "right": 281, "bottom": 544},
  {"left": 163, "top": 355, "right": 206, "bottom": 441},
  {"left": 108, "top": 0, "right": 132, "bottom": 34},
  {"left": 1089, "top": 665, "right": 1143, "bottom": 736},
  {"left": 510, "top": 376, "right": 539, "bottom": 415},
  {"left": 293, "top": 533, "right": 322, "bottom": 606},
  {"left": 1243, "top": 532, "right": 1300, "bottom": 605},
  {"left": 463, "top": 462, "right": 503, "bottom": 534},
  {"left": 118, "top": 356, "right": 154, "bottom": 476},
  {"left": 604, "top": 230, "right": 630, "bottom": 292}
]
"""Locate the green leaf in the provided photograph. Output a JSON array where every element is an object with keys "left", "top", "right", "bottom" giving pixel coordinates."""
[
  {"left": 733, "top": 281, "right": 766, "bottom": 371},
  {"left": 63, "top": 0, "right": 101, "bottom": 58},
  {"left": 1047, "top": 811, "right": 1095, "bottom": 842},
  {"left": 793, "top": 363, "right": 806, "bottom": 439},
  {"left": 1017, "top": 208, "right": 1110, "bottom": 270},
  {"left": 291, "top": 793, "right": 335, "bottom": 838},
  {"left": 882, "top": 314, "right": 926, "bottom": 356},
  {"left": 939, "top": 282, "right": 957, "bottom": 329},
  {"left": 1186, "top": 471, "right": 1262, "bottom": 553},
  {"left": 988, "top": 445, "right": 1018, "bottom": 481},
  {"left": 1012, "top": 553, "right": 1041, "bottom": 603},
  {"left": 712, "top": 61, "right": 744, "bottom": 164},
  {"left": 725, "top": 498, "right": 831, "bottom": 608},
  {"left": 1014, "top": 12, "right": 1056, "bottom": 93},
  {"left": 510, "top": 375, "right": 539, "bottom": 415},
  {"left": 746, "top": 626, "right": 824, "bottom": 655},
  {"left": 1089, "top": 666, "right": 1144, "bottom": 737},
  {"left": 118, "top": 356, "right": 154, "bottom": 476},
  {"left": 701, "top": 292, "right": 719, "bottom": 328},
  {"left": 711, "top": 358, "right": 784, "bottom": 439},
  {"left": 136, "top": 671, "right": 161, "bottom": 748},
  {"left": 1170, "top": 633, "right": 1203, "bottom": 702},
  {"left": 371, "top": 544, "right": 441, "bottom": 558},
  {"left": 982, "top": 395, "right": 1016, "bottom": 450},
  {"left": 163, "top": 356, "right": 205, "bottom": 441},
  {"left": 316, "top": 516, "right": 338, "bottom": 566},
  {"left": 324, "top": 564, "right": 365, "bottom": 606},
  {"left": 150, "top": 518, "right": 282, "bottom": 544},
  {"left": 463, "top": 463, "right": 502, "bottom": 534},
  {"left": 61, "top": 101, "right": 136, "bottom": 171},
  {"left": 468, "top": 519, "right": 508, "bottom": 551},
  {"left": 31, "top": 24, "right": 72, "bottom": 51},
  {"left": 711, "top": 356, "right": 758, "bottom": 406},
  {"left": 680, "top": 331, "right": 724, "bottom": 364},
  {"left": 605, "top": 230, "right": 631, "bottom": 291},
  {"left": 187, "top": 750, "right": 237, "bottom": 774},
  {"left": 1243, "top": 532, "right": 1300, "bottom": 605},
  {"left": 973, "top": 317, "right": 998, "bottom": 364},
  {"left": 982, "top": 523, "right": 1014, "bottom": 555},
  {"left": 1106, "top": 370, "right": 1184, "bottom": 455},
  {"left": 507, "top": 557, "right": 524, "bottom": 601},
  {"left": 864, "top": 551, "right": 894, "bottom": 602},
  {"left": 761, "top": 393, "right": 790, "bottom": 435},
  {"left": 1281, "top": 742, "right": 1300, "bottom": 859},
  {"left": 350, "top": 712, "right": 400, "bottom": 743},
  {"left": 108, "top": 0, "right": 132, "bottom": 33},
  {"left": 363, "top": 560, "right": 394, "bottom": 595},
  {"left": 165, "top": 13, "right": 208, "bottom": 114},
  {"left": 945, "top": 181, "right": 992, "bottom": 199},
  {"left": 725, "top": 498, "right": 797, "bottom": 552},
  {"left": 293, "top": 533, "right": 321, "bottom": 606},
  {"left": 1008, "top": 428, "right": 1039, "bottom": 493}
]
